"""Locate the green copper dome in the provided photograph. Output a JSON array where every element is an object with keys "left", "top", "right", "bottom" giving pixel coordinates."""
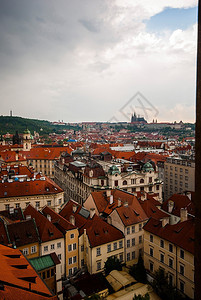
[
  {"left": 142, "top": 162, "right": 154, "bottom": 172},
  {"left": 24, "top": 128, "right": 30, "bottom": 134},
  {"left": 108, "top": 165, "right": 121, "bottom": 175}
]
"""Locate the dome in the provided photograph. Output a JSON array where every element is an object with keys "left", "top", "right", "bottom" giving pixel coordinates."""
[
  {"left": 142, "top": 162, "right": 154, "bottom": 172},
  {"left": 24, "top": 128, "right": 30, "bottom": 134},
  {"left": 108, "top": 165, "right": 121, "bottom": 175}
]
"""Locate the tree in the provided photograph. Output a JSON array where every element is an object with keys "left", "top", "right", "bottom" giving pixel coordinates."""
[
  {"left": 129, "top": 254, "right": 147, "bottom": 283},
  {"left": 104, "top": 257, "right": 122, "bottom": 275},
  {"left": 133, "top": 293, "right": 150, "bottom": 300}
]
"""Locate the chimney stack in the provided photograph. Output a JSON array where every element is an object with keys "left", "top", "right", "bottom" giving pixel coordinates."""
[
  {"left": 106, "top": 190, "right": 111, "bottom": 197},
  {"left": 47, "top": 214, "right": 51, "bottom": 222},
  {"left": 118, "top": 198, "right": 121, "bottom": 207},
  {"left": 70, "top": 215, "right": 75, "bottom": 226},
  {"left": 90, "top": 208, "right": 95, "bottom": 219},
  {"left": 72, "top": 204, "right": 77, "bottom": 213},
  {"left": 161, "top": 218, "right": 169, "bottom": 227},
  {"left": 180, "top": 208, "right": 188, "bottom": 222},
  {"left": 110, "top": 195, "right": 114, "bottom": 205},
  {"left": 168, "top": 201, "right": 174, "bottom": 213},
  {"left": 124, "top": 201, "right": 128, "bottom": 207}
]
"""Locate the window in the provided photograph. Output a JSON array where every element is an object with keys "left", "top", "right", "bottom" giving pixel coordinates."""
[
  {"left": 44, "top": 246, "right": 48, "bottom": 252},
  {"left": 180, "top": 281, "right": 185, "bottom": 293},
  {"left": 97, "top": 261, "right": 101, "bottom": 271},
  {"left": 180, "top": 168, "right": 183, "bottom": 172},
  {"left": 132, "top": 226, "right": 135, "bottom": 233},
  {"left": 113, "top": 242, "right": 117, "bottom": 250},
  {"left": 119, "top": 253, "right": 123, "bottom": 262},
  {"left": 180, "top": 265, "right": 184, "bottom": 276},
  {"left": 119, "top": 241, "right": 123, "bottom": 248},
  {"left": 70, "top": 233, "right": 75, "bottom": 239},
  {"left": 139, "top": 224, "right": 142, "bottom": 231},
  {"left": 51, "top": 268, "right": 54, "bottom": 277},
  {"left": 5, "top": 204, "right": 10, "bottom": 210},
  {"left": 68, "top": 257, "right": 72, "bottom": 265},
  {"left": 169, "top": 273, "right": 173, "bottom": 286},
  {"left": 180, "top": 249, "right": 184, "bottom": 259},
  {"left": 150, "top": 261, "right": 154, "bottom": 272},
  {"left": 149, "top": 177, "right": 152, "bottom": 183},
  {"left": 169, "top": 244, "right": 173, "bottom": 253},
  {"left": 31, "top": 245, "right": 37, "bottom": 254},
  {"left": 140, "top": 187, "right": 144, "bottom": 191},
  {"left": 47, "top": 200, "right": 51, "bottom": 206},
  {"left": 73, "top": 256, "right": 76, "bottom": 263},
  {"left": 156, "top": 185, "right": 159, "bottom": 190},
  {"left": 127, "top": 227, "right": 130, "bottom": 235},
  {"left": 123, "top": 180, "right": 127, "bottom": 185},
  {"left": 185, "top": 169, "right": 188, "bottom": 174},
  {"left": 131, "top": 179, "right": 136, "bottom": 184},
  {"left": 47, "top": 270, "right": 50, "bottom": 278},
  {"left": 160, "top": 240, "right": 164, "bottom": 248},
  {"left": 115, "top": 180, "right": 118, "bottom": 187},
  {"left": 149, "top": 186, "right": 152, "bottom": 192},
  {"left": 73, "top": 243, "right": 76, "bottom": 250},
  {"left": 140, "top": 179, "right": 144, "bottom": 184},
  {"left": 68, "top": 244, "right": 72, "bottom": 252},
  {"left": 132, "top": 238, "right": 135, "bottom": 246},
  {"left": 132, "top": 251, "right": 135, "bottom": 260},
  {"left": 160, "top": 253, "right": 164, "bottom": 263},
  {"left": 81, "top": 245, "right": 84, "bottom": 252},
  {"left": 59, "top": 198, "right": 62, "bottom": 204},
  {"left": 132, "top": 187, "right": 136, "bottom": 192},
  {"left": 107, "top": 244, "right": 111, "bottom": 252},
  {"left": 139, "top": 235, "right": 142, "bottom": 244},
  {"left": 57, "top": 242, "right": 61, "bottom": 248},
  {"left": 169, "top": 258, "right": 173, "bottom": 268},
  {"left": 50, "top": 244, "right": 55, "bottom": 250},
  {"left": 127, "top": 252, "right": 130, "bottom": 261},
  {"left": 42, "top": 271, "right": 46, "bottom": 279},
  {"left": 139, "top": 248, "right": 143, "bottom": 256},
  {"left": 35, "top": 201, "right": 40, "bottom": 208},
  {"left": 69, "top": 268, "right": 73, "bottom": 275},
  {"left": 150, "top": 248, "right": 153, "bottom": 257},
  {"left": 96, "top": 247, "right": 101, "bottom": 256},
  {"left": 81, "top": 259, "right": 84, "bottom": 266},
  {"left": 127, "top": 240, "right": 130, "bottom": 248},
  {"left": 16, "top": 203, "right": 20, "bottom": 208},
  {"left": 150, "top": 235, "right": 153, "bottom": 242},
  {"left": 23, "top": 248, "right": 29, "bottom": 255}
]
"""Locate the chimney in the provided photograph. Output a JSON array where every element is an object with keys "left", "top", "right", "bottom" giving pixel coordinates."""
[
  {"left": 26, "top": 215, "right": 31, "bottom": 220},
  {"left": 70, "top": 215, "right": 75, "bottom": 226},
  {"left": 72, "top": 204, "right": 77, "bottom": 213},
  {"left": 186, "top": 192, "right": 191, "bottom": 201},
  {"left": 47, "top": 214, "right": 51, "bottom": 222},
  {"left": 110, "top": 195, "right": 114, "bottom": 205},
  {"left": 9, "top": 207, "right": 14, "bottom": 214},
  {"left": 16, "top": 153, "right": 18, "bottom": 161},
  {"left": 90, "top": 208, "right": 95, "bottom": 219},
  {"left": 124, "top": 201, "right": 128, "bottom": 207},
  {"left": 118, "top": 198, "right": 121, "bottom": 207},
  {"left": 161, "top": 218, "right": 169, "bottom": 227},
  {"left": 180, "top": 208, "right": 188, "bottom": 222},
  {"left": 106, "top": 190, "right": 111, "bottom": 197},
  {"left": 168, "top": 201, "right": 174, "bottom": 213}
]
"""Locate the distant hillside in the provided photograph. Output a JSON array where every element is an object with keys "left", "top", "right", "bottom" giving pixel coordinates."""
[{"left": 0, "top": 116, "right": 78, "bottom": 135}]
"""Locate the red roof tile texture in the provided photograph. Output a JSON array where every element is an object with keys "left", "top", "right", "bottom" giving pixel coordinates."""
[
  {"left": 24, "top": 205, "right": 63, "bottom": 242},
  {"left": 144, "top": 217, "right": 194, "bottom": 254},
  {"left": 162, "top": 194, "right": 195, "bottom": 217}
]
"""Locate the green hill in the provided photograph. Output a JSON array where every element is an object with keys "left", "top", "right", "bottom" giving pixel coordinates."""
[{"left": 0, "top": 116, "right": 78, "bottom": 135}]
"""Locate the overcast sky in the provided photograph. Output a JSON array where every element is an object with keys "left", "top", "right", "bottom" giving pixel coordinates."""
[{"left": 0, "top": 0, "right": 198, "bottom": 123}]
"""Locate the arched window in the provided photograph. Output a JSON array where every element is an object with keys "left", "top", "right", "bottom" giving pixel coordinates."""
[
  {"left": 123, "top": 180, "right": 127, "bottom": 185},
  {"left": 140, "top": 179, "right": 144, "bottom": 184}
]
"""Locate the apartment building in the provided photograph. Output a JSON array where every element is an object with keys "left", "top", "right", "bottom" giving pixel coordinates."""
[
  {"left": 59, "top": 200, "right": 124, "bottom": 274},
  {"left": 144, "top": 217, "right": 194, "bottom": 299},
  {"left": 164, "top": 157, "right": 195, "bottom": 200},
  {"left": 0, "top": 164, "right": 64, "bottom": 212}
]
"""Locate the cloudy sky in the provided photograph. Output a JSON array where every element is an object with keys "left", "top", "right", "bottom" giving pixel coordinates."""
[{"left": 0, "top": 0, "right": 198, "bottom": 123}]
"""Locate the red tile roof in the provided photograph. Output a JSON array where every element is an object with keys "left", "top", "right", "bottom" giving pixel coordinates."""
[
  {"left": 79, "top": 214, "right": 124, "bottom": 247},
  {"left": 42, "top": 205, "right": 77, "bottom": 234},
  {"left": 162, "top": 194, "right": 195, "bottom": 217},
  {"left": 0, "top": 244, "right": 56, "bottom": 298},
  {"left": 144, "top": 218, "right": 194, "bottom": 254},
  {"left": 24, "top": 205, "right": 63, "bottom": 242},
  {"left": 0, "top": 176, "right": 63, "bottom": 198}
]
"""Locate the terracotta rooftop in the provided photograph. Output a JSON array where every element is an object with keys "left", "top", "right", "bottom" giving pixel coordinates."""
[
  {"left": 0, "top": 244, "right": 56, "bottom": 299},
  {"left": 0, "top": 176, "right": 63, "bottom": 198},
  {"left": 144, "top": 217, "right": 194, "bottom": 254},
  {"left": 24, "top": 205, "right": 63, "bottom": 242},
  {"left": 42, "top": 205, "right": 77, "bottom": 234},
  {"left": 162, "top": 194, "right": 195, "bottom": 217}
]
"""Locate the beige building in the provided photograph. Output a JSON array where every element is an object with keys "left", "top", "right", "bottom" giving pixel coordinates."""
[
  {"left": 42, "top": 205, "right": 79, "bottom": 277},
  {"left": 59, "top": 200, "right": 125, "bottom": 274},
  {"left": 164, "top": 157, "right": 195, "bottom": 200},
  {"left": 84, "top": 189, "right": 148, "bottom": 266},
  {"left": 0, "top": 165, "right": 64, "bottom": 212},
  {"left": 143, "top": 217, "right": 194, "bottom": 299}
]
